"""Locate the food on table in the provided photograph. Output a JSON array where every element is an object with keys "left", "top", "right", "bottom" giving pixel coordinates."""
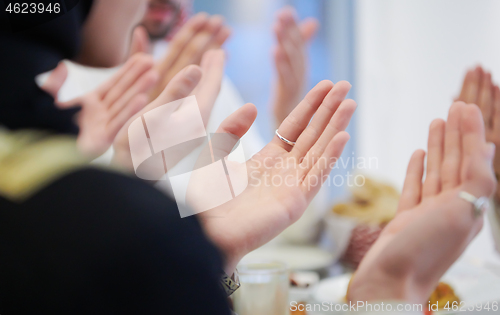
[
  {"left": 345, "top": 277, "right": 459, "bottom": 312},
  {"left": 290, "top": 271, "right": 320, "bottom": 288},
  {"left": 332, "top": 177, "right": 399, "bottom": 225},
  {"left": 331, "top": 177, "right": 400, "bottom": 267},
  {"left": 428, "top": 282, "right": 460, "bottom": 310},
  {"left": 290, "top": 302, "right": 307, "bottom": 315}
]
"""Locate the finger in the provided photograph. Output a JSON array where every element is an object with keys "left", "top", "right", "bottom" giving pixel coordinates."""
[
  {"left": 102, "top": 54, "right": 154, "bottom": 105},
  {"left": 277, "top": 7, "right": 304, "bottom": 49},
  {"left": 201, "top": 103, "right": 258, "bottom": 165},
  {"left": 275, "top": 17, "right": 305, "bottom": 81},
  {"left": 39, "top": 61, "right": 68, "bottom": 102},
  {"left": 156, "top": 12, "right": 209, "bottom": 75},
  {"left": 96, "top": 53, "right": 142, "bottom": 96},
  {"left": 460, "top": 104, "right": 496, "bottom": 197},
  {"left": 108, "top": 69, "right": 159, "bottom": 120},
  {"left": 129, "top": 26, "right": 150, "bottom": 55},
  {"left": 441, "top": 102, "right": 465, "bottom": 190},
  {"left": 422, "top": 119, "right": 446, "bottom": 198},
  {"left": 215, "top": 103, "right": 258, "bottom": 138},
  {"left": 397, "top": 149, "right": 426, "bottom": 213},
  {"left": 119, "top": 65, "right": 203, "bottom": 143},
  {"left": 148, "top": 65, "right": 202, "bottom": 110},
  {"left": 493, "top": 86, "right": 500, "bottom": 134},
  {"left": 299, "top": 18, "right": 319, "bottom": 42},
  {"left": 457, "top": 70, "right": 473, "bottom": 102},
  {"left": 273, "top": 46, "right": 296, "bottom": 90},
  {"left": 170, "top": 15, "right": 225, "bottom": 73},
  {"left": 299, "top": 99, "right": 356, "bottom": 171},
  {"left": 478, "top": 71, "right": 493, "bottom": 127},
  {"left": 292, "top": 80, "right": 352, "bottom": 158},
  {"left": 208, "top": 25, "right": 231, "bottom": 50},
  {"left": 303, "top": 131, "right": 350, "bottom": 194},
  {"left": 272, "top": 80, "right": 334, "bottom": 150},
  {"left": 464, "top": 66, "right": 483, "bottom": 104},
  {"left": 107, "top": 93, "right": 149, "bottom": 139}
]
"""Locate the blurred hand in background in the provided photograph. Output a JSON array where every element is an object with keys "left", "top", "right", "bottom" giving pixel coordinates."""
[
  {"left": 348, "top": 103, "right": 496, "bottom": 304},
  {"left": 271, "top": 6, "right": 318, "bottom": 127},
  {"left": 149, "top": 13, "right": 231, "bottom": 100},
  {"left": 112, "top": 49, "right": 225, "bottom": 171},
  {"left": 457, "top": 66, "right": 500, "bottom": 199},
  {"left": 41, "top": 53, "right": 158, "bottom": 158}
]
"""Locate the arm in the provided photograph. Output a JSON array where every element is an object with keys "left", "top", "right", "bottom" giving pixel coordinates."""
[
  {"left": 271, "top": 6, "right": 318, "bottom": 127},
  {"left": 348, "top": 102, "right": 496, "bottom": 304}
]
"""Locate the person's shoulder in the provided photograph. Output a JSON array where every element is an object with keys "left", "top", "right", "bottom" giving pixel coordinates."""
[
  {"left": 26, "top": 167, "right": 185, "bottom": 227},
  {"left": 22, "top": 167, "right": 218, "bottom": 260}
]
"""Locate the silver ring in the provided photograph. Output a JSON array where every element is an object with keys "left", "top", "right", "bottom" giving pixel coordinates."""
[
  {"left": 458, "top": 191, "right": 489, "bottom": 218},
  {"left": 275, "top": 129, "right": 296, "bottom": 146}
]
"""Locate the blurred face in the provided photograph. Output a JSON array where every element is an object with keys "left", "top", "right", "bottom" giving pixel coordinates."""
[
  {"left": 141, "top": 0, "right": 182, "bottom": 40},
  {"left": 76, "top": 0, "right": 148, "bottom": 67}
]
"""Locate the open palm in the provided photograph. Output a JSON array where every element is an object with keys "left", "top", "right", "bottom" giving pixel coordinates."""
[
  {"left": 348, "top": 102, "right": 496, "bottom": 304},
  {"left": 41, "top": 54, "right": 158, "bottom": 157},
  {"left": 112, "top": 49, "right": 225, "bottom": 171},
  {"left": 190, "top": 80, "right": 357, "bottom": 274}
]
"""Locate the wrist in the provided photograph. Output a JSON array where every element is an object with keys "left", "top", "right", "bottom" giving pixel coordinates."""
[
  {"left": 110, "top": 146, "right": 133, "bottom": 170},
  {"left": 222, "top": 248, "right": 243, "bottom": 276}
]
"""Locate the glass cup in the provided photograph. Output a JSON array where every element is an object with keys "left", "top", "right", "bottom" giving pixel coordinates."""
[{"left": 233, "top": 261, "right": 289, "bottom": 315}]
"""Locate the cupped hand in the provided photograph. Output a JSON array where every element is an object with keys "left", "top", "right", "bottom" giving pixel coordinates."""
[
  {"left": 112, "top": 49, "right": 225, "bottom": 171},
  {"left": 41, "top": 53, "right": 158, "bottom": 158},
  {"left": 457, "top": 66, "right": 500, "bottom": 198},
  {"left": 150, "top": 13, "right": 231, "bottom": 100},
  {"left": 348, "top": 102, "right": 496, "bottom": 304},
  {"left": 191, "top": 80, "right": 357, "bottom": 274},
  {"left": 271, "top": 6, "right": 318, "bottom": 126}
]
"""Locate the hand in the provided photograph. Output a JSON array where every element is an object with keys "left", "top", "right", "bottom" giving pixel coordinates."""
[
  {"left": 192, "top": 81, "right": 356, "bottom": 274},
  {"left": 150, "top": 13, "right": 231, "bottom": 100},
  {"left": 41, "top": 53, "right": 158, "bottom": 157},
  {"left": 348, "top": 102, "right": 496, "bottom": 304},
  {"left": 112, "top": 49, "right": 225, "bottom": 171},
  {"left": 456, "top": 66, "right": 500, "bottom": 199},
  {"left": 271, "top": 6, "right": 318, "bottom": 126}
]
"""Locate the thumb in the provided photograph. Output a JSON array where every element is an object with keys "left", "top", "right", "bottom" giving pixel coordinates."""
[
  {"left": 38, "top": 61, "right": 68, "bottom": 101},
  {"left": 130, "top": 26, "right": 150, "bottom": 56},
  {"left": 299, "top": 18, "right": 319, "bottom": 42},
  {"left": 216, "top": 103, "right": 258, "bottom": 138},
  {"left": 208, "top": 103, "right": 258, "bottom": 162}
]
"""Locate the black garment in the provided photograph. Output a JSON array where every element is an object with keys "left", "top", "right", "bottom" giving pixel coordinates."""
[
  {"left": 0, "top": 0, "right": 92, "bottom": 134},
  {"left": 1, "top": 2, "right": 232, "bottom": 313},
  {"left": 0, "top": 168, "right": 231, "bottom": 314}
]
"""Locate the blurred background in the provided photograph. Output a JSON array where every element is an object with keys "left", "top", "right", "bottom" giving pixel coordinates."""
[
  {"left": 194, "top": 0, "right": 500, "bottom": 190},
  {"left": 195, "top": 0, "right": 500, "bottom": 273},
  {"left": 194, "top": 0, "right": 356, "bottom": 201}
]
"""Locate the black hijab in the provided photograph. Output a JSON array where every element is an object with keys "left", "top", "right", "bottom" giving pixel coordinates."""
[{"left": 0, "top": 0, "right": 93, "bottom": 134}]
